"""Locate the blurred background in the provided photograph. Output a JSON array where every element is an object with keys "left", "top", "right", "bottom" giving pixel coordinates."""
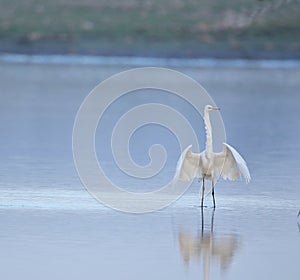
[
  {"left": 0, "top": 0, "right": 300, "bottom": 58},
  {"left": 0, "top": 1, "right": 300, "bottom": 280}
]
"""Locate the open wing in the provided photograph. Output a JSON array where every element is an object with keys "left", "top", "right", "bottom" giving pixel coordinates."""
[
  {"left": 214, "top": 143, "right": 251, "bottom": 183},
  {"left": 175, "top": 145, "right": 201, "bottom": 181}
]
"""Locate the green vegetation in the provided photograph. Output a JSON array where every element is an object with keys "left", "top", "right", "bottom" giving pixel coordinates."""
[{"left": 0, "top": 0, "right": 299, "bottom": 58}]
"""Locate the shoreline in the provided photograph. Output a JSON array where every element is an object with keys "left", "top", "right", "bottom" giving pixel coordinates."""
[
  {"left": 1, "top": 44, "right": 300, "bottom": 60},
  {"left": 1, "top": 52, "right": 300, "bottom": 69}
]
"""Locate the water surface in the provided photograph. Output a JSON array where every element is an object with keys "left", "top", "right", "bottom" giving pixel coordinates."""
[{"left": 0, "top": 62, "right": 299, "bottom": 279}]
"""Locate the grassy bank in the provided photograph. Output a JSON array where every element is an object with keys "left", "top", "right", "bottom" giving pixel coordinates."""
[{"left": 0, "top": 0, "right": 300, "bottom": 58}]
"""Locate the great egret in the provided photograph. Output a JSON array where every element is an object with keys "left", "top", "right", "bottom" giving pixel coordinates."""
[{"left": 175, "top": 105, "right": 250, "bottom": 208}]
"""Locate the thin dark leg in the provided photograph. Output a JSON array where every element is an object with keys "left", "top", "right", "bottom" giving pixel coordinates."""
[
  {"left": 201, "top": 177, "right": 205, "bottom": 208},
  {"left": 212, "top": 179, "right": 216, "bottom": 208}
]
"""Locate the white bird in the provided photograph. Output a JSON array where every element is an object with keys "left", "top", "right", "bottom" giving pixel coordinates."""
[{"left": 175, "top": 105, "right": 250, "bottom": 208}]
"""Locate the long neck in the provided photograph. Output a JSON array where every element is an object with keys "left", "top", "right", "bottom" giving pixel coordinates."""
[{"left": 204, "top": 110, "right": 213, "bottom": 157}]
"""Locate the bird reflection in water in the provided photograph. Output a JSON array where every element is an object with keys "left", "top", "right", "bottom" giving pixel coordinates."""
[
  {"left": 178, "top": 209, "right": 239, "bottom": 279},
  {"left": 297, "top": 210, "right": 300, "bottom": 232}
]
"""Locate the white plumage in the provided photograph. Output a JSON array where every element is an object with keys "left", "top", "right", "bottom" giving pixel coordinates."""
[
  {"left": 175, "top": 105, "right": 250, "bottom": 207},
  {"left": 176, "top": 143, "right": 250, "bottom": 183}
]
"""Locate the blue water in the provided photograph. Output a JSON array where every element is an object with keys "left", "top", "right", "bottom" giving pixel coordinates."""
[{"left": 0, "top": 61, "right": 299, "bottom": 280}]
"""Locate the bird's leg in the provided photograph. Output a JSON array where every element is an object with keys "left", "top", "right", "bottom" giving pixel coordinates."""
[
  {"left": 212, "top": 178, "right": 216, "bottom": 208},
  {"left": 201, "top": 177, "right": 205, "bottom": 208}
]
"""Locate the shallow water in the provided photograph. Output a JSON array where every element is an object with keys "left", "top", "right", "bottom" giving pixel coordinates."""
[{"left": 0, "top": 62, "right": 299, "bottom": 279}]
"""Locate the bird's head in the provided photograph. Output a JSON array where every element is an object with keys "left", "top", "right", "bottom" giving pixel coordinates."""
[{"left": 205, "top": 105, "right": 220, "bottom": 112}]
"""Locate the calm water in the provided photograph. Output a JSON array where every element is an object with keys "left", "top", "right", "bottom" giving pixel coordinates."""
[{"left": 0, "top": 62, "right": 299, "bottom": 280}]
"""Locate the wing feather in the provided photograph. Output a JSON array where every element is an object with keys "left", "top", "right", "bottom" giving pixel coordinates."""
[
  {"left": 214, "top": 143, "right": 251, "bottom": 183},
  {"left": 175, "top": 145, "right": 201, "bottom": 181}
]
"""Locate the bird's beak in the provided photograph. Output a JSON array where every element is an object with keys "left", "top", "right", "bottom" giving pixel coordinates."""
[{"left": 212, "top": 107, "right": 220, "bottom": 110}]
